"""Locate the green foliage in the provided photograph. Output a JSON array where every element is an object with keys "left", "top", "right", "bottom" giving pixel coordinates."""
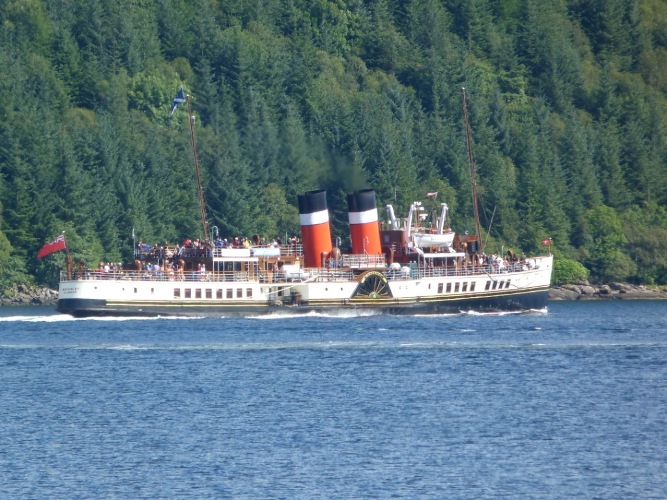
[
  {"left": 0, "top": 230, "right": 12, "bottom": 265},
  {"left": 552, "top": 257, "right": 590, "bottom": 286},
  {"left": 2, "top": 0, "right": 52, "bottom": 51},
  {"left": 251, "top": 184, "right": 301, "bottom": 240},
  {"left": 583, "top": 205, "right": 636, "bottom": 282},
  {"left": 622, "top": 202, "right": 667, "bottom": 284},
  {"left": 0, "top": 255, "right": 33, "bottom": 293},
  {"left": 0, "top": 0, "right": 667, "bottom": 289}
]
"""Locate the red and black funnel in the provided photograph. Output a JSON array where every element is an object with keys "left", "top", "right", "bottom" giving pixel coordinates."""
[
  {"left": 347, "top": 189, "right": 381, "bottom": 255},
  {"left": 298, "top": 190, "right": 332, "bottom": 268}
]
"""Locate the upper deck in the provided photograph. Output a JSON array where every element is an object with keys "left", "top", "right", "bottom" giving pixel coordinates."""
[{"left": 60, "top": 255, "right": 551, "bottom": 285}]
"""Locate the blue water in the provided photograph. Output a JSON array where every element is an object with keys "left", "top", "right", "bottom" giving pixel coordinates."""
[{"left": 1, "top": 301, "right": 666, "bottom": 499}]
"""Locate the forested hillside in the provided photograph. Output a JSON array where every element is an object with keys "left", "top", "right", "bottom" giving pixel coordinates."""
[{"left": 1, "top": 0, "right": 667, "bottom": 289}]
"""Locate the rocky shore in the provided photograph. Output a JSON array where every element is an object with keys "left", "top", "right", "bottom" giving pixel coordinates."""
[
  {"left": 549, "top": 282, "right": 667, "bottom": 301},
  {"left": 0, "top": 285, "right": 59, "bottom": 306}
]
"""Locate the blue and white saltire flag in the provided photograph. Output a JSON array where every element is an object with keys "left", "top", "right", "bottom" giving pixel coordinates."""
[{"left": 170, "top": 87, "right": 186, "bottom": 116}]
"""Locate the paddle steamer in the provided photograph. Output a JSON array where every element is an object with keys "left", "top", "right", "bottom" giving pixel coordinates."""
[{"left": 56, "top": 88, "right": 552, "bottom": 317}]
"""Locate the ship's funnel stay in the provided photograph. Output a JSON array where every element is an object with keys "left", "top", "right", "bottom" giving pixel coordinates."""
[
  {"left": 298, "top": 190, "right": 331, "bottom": 268},
  {"left": 347, "top": 189, "right": 382, "bottom": 255}
]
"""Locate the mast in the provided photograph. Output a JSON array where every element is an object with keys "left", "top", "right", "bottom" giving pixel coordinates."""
[
  {"left": 185, "top": 93, "right": 209, "bottom": 242},
  {"left": 63, "top": 232, "right": 72, "bottom": 279},
  {"left": 461, "top": 87, "right": 484, "bottom": 254}
]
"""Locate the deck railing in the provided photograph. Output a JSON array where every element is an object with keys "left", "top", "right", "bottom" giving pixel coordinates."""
[
  {"left": 340, "top": 254, "right": 386, "bottom": 268},
  {"left": 60, "top": 268, "right": 358, "bottom": 283},
  {"left": 60, "top": 259, "right": 541, "bottom": 284}
]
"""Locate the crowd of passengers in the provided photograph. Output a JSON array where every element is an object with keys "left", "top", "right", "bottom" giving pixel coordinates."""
[
  {"left": 413, "top": 249, "right": 529, "bottom": 275},
  {"left": 454, "top": 250, "right": 530, "bottom": 273},
  {"left": 135, "top": 235, "right": 301, "bottom": 259},
  {"left": 85, "top": 239, "right": 527, "bottom": 279}
]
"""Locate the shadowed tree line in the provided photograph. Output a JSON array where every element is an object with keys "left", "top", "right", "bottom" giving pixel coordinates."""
[{"left": 1, "top": 0, "right": 667, "bottom": 289}]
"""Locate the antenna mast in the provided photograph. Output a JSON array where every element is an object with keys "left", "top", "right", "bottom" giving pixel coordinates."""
[{"left": 461, "top": 87, "right": 484, "bottom": 254}]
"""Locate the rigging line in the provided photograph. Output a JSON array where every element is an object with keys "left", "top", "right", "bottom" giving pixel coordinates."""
[{"left": 483, "top": 205, "right": 497, "bottom": 253}]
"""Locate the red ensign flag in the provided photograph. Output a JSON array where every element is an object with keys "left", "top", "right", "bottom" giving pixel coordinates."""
[
  {"left": 37, "top": 233, "right": 66, "bottom": 258},
  {"left": 541, "top": 238, "right": 552, "bottom": 246}
]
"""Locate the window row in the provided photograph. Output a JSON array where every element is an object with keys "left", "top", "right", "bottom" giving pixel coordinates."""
[
  {"left": 173, "top": 288, "right": 253, "bottom": 299},
  {"left": 436, "top": 281, "right": 477, "bottom": 294},
  {"left": 485, "top": 279, "right": 511, "bottom": 291},
  {"left": 434, "top": 279, "right": 511, "bottom": 294}
]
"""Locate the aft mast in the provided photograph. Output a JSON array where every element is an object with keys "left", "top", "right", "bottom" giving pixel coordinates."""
[
  {"left": 173, "top": 88, "right": 209, "bottom": 242},
  {"left": 461, "top": 87, "right": 484, "bottom": 254}
]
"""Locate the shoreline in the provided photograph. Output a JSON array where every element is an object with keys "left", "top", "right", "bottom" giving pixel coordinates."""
[
  {"left": 2, "top": 282, "right": 667, "bottom": 307},
  {"left": 549, "top": 282, "right": 667, "bottom": 301},
  {"left": 0, "top": 285, "right": 59, "bottom": 307}
]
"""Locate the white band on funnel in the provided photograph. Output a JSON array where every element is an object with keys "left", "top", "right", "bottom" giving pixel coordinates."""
[
  {"left": 348, "top": 209, "right": 378, "bottom": 225},
  {"left": 299, "top": 209, "right": 329, "bottom": 226}
]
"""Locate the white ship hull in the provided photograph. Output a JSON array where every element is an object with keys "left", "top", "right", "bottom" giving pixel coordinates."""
[{"left": 57, "top": 255, "right": 553, "bottom": 317}]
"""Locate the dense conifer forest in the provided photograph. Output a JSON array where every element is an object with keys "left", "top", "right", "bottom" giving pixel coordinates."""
[{"left": 1, "top": 0, "right": 667, "bottom": 289}]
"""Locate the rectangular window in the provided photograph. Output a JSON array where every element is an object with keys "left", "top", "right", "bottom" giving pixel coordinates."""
[
  {"left": 446, "top": 283, "right": 452, "bottom": 293},
  {"left": 505, "top": 280, "right": 511, "bottom": 289},
  {"left": 492, "top": 281, "right": 498, "bottom": 290},
  {"left": 206, "top": 289, "right": 212, "bottom": 299},
  {"left": 195, "top": 289, "right": 202, "bottom": 299},
  {"left": 237, "top": 288, "right": 243, "bottom": 298},
  {"left": 247, "top": 288, "right": 252, "bottom": 298},
  {"left": 226, "top": 289, "right": 233, "bottom": 299},
  {"left": 485, "top": 281, "right": 491, "bottom": 290},
  {"left": 174, "top": 288, "right": 181, "bottom": 298},
  {"left": 454, "top": 282, "right": 460, "bottom": 293},
  {"left": 462, "top": 282, "right": 468, "bottom": 292},
  {"left": 216, "top": 289, "right": 223, "bottom": 299},
  {"left": 438, "top": 283, "right": 443, "bottom": 294},
  {"left": 185, "top": 288, "right": 191, "bottom": 298},
  {"left": 470, "top": 282, "right": 476, "bottom": 292}
]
